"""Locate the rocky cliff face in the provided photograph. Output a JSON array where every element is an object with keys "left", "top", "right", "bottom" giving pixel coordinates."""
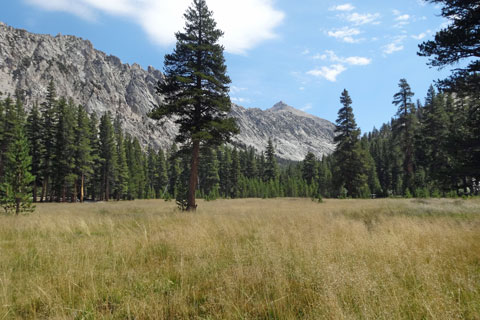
[
  {"left": 0, "top": 22, "right": 335, "bottom": 161},
  {"left": 231, "top": 102, "right": 335, "bottom": 160}
]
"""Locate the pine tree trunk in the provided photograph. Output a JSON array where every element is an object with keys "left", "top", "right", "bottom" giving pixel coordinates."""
[
  {"left": 72, "top": 179, "right": 77, "bottom": 203},
  {"left": 41, "top": 179, "right": 47, "bottom": 202},
  {"left": 105, "top": 175, "right": 109, "bottom": 201},
  {"left": 187, "top": 140, "right": 200, "bottom": 211},
  {"left": 80, "top": 174, "right": 84, "bottom": 203},
  {"left": 62, "top": 183, "right": 66, "bottom": 203},
  {"left": 33, "top": 183, "right": 37, "bottom": 203}
]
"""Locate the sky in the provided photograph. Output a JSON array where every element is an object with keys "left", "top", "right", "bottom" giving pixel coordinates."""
[{"left": 0, "top": 0, "right": 456, "bottom": 132}]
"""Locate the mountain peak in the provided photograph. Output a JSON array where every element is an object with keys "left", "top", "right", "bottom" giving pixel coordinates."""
[
  {"left": 271, "top": 101, "right": 291, "bottom": 111},
  {"left": 269, "top": 101, "right": 315, "bottom": 119}
]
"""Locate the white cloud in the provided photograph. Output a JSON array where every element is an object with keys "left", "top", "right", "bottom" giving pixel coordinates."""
[
  {"left": 382, "top": 35, "right": 407, "bottom": 55},
  {"left": 411, "top": 32, "right": 426, "bottom": 40},
  {"left": 383, "top": 42, "right": 404, "bottom": 54},
  {"left": 314, "top": 50, "right": 371, "bottom": 66},
  {"left": 344, "top": 56, "right": 371, "bottom": 65},
  {"left": 345, "top": 12, "right": 380, "bottom": 25},
  {"left": 231, "top": 97, "right": 250, "bottom": 104},
  {"left": 327, "top": 27, "right": 362, "bottom": 43},
  {"left": 330, "top": 3, "right": 355, "bottom": 11},
  {"left": 23, "top": 0, "right": 284, "bottom": 54},
  {"left": 395, "top": 14, "right": 410, "bottom": 21},
  {"left": 299, "top": 87, "right": 305, "bottom": 91},
  {"left": 301, "top": 49, "right": 310, "bottom": 55},
  {"left": 230, "top": 86, "right": 247, "bottom": 94},
  {"left": 24, "top": 0, "right": 96, "bottom": 20},
  {"left": 307, "top": 64, "right": 347, "bottom": 82}
]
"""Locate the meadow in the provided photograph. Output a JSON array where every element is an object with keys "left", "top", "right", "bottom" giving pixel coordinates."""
[{"left": 0, "top": 198, "right": 479, "bottom": 319}]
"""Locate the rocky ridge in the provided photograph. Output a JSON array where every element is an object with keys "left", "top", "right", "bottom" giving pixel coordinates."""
[{"left": 0, "top": 22, "right": 335, "bottom": 161}]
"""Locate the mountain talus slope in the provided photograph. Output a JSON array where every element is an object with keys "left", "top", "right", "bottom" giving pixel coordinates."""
[{"left": 0, "top": 22, "right": 335, "bottom": 161}]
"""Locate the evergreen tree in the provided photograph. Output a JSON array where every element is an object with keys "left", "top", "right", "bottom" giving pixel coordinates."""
[
  {"left": 74, "top": 105, "right": 94, "bottom": 202},
  {"left": 302, "top": 152, "right": 318, "bottom": 185},
  {"left": 113, "top": 116, "right": 128, "bottom": 200},
  {"left": 199, "top": 147, "right": 220, "bottom": 199},
  {"left": 26, "top": 102, "right": 43, "bottom": 202},
  {"left": 166, "top": 144, "right": 181, "bottom": 198},
  {"left": 392, "top": 79, "right": 417, "bottom": 194},
  {"left": 154, "top": 148, "right": 168, "bottom": 198},
  {"left": 145, "top": 146, "right": 157, "bottom": 199},
  {"left": 39, "top": 80, "right": 58, "bottom": 202},
  {"left": 318, "top": 157, "right": 333, "bottom": 197},
  {"left": 132, "top": 138, "right": 146, "bottom": 199},
  {"left": 98, "top": 112, "right": 117, "bottom": 201},
  {"left": 333, "top": 89, "right": 369, "bottom": 198},
  {"left": 87, "top": 113, "right": 101, "bottom": 201},
  {"left": 53, "top": 98, "right": 76, "bottom": 202},
  {"left": 230, "top": 148, "right": 241, "bottom": 198},
  {"left": 245, "top": 147, "right": 258, "bottom": 179},
  {"left": 418, "top": 0, "right": 480, "bottom": 92},
  {"left": 0, "top": 98, "right": 17, "bottom": 180},
  {"left": 149, "top": 0, "right": 238, "bottom": 210},
  {"left": 264, "top": 138, "right": 278, "bottom": 182},
  {"left": 0, "top": 100, "right": 35, "bottom": 215},
  {"left": 219, "top": 147, "right": 232, "bottom": 197}
]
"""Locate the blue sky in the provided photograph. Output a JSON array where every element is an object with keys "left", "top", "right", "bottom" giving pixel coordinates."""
[{"left": 1, "top": 0, "right": 455, "bottom": 132}]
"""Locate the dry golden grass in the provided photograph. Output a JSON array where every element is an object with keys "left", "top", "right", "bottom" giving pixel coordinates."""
[{"left": 1, "top": 198, "right": 479, "bottom": 319}]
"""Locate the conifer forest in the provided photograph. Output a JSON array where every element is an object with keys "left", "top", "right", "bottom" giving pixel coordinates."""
[
  {"left": 0, "top": 74, "right": 478, "bottom": 214},
  {"left": 0, "top": 0, "right": 479, "bottom": 214}
]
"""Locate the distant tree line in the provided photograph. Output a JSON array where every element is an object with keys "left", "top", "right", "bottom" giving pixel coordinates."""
[{"left": 0, "top": 76, "right": 479, "bottom": 214}]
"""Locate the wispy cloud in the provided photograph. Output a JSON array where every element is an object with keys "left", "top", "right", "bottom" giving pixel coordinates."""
[
  {"left": 327, "top": 27, "right": 362, "bottom": 43},
  {"left": 383, "top": 35, "right": 407, "bottom": 55},
  {"left": 23, "top": 0, "right": 284, "bottom": 54},
  {"left": 314, "top": 50, "right": 371, "bottom": 66},
  {"left": 330, "top": 3, "right": 355, "bottom": 12},
  {"left": 396, "top": 14, "right": 410, "bottom": 21},
  {"left": 344, "top": 56, "right": 371, "bottom": 65},
  {"left": 307, "top": 64, "right": 347, "bottom": 82},
  {"left": 344, "top": 12, "right": 381, "bottom": 26},
  {"left": 230, "top": 86, "right": 247, "bottom": 94},
  {"left": 383, "top": 42, "right": 404, "bottom": 54},
  {"left": 231, "top": 97, "right": 250, "bottom": 104},
  {"left": 392, "top": 10, "right": 411, "bottom": 28},
  {"left": 411, "top": 32, "right": 426, "bottom": 40}
]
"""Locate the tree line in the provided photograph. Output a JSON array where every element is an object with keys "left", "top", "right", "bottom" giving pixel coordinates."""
[
  {"left": 0, "top": 0, "right": 478, "bottom": 213},
  {"left": 1, "top": 76, "right": 479, "bottom": 214},
  {"left": 301, "top": 81, "right": 479, "bottom": 199}
]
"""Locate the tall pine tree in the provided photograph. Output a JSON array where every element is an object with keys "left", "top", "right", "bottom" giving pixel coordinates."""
[
  {"left": 392, "top": 79, "right": 417, "bottom": 194},
  {"left": 333, "top": 89, "right": 369, "bottom": 198},
  {"left": 149, "top": 0, "right": 238, "bottom": 211}
]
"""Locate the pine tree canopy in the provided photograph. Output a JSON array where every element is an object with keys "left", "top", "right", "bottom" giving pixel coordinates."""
[
  {"left": 150, "top": 0, "right": 238, "bottom": 146},
  {"left": 393, "top": 79, "right": 415, "bottom": 117},
  {"left": 418, "top": 0, "right": 480, "bottom": 92},
  {"left": 334, "top": 89, "right": 360, "bottom": 145}
]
